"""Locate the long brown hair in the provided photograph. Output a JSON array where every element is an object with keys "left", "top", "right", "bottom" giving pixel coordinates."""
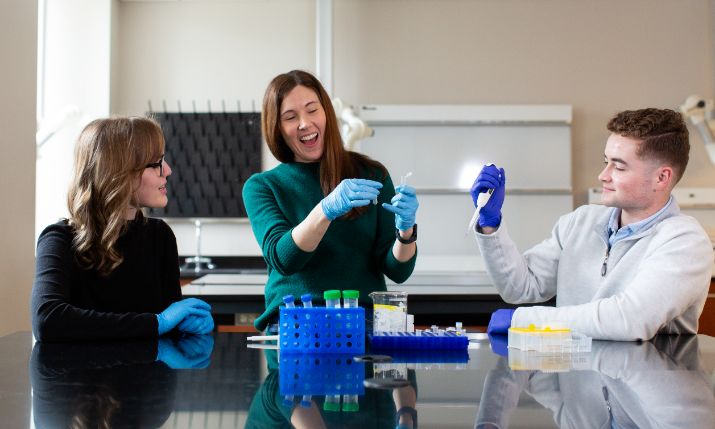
[
  {"left": 67, "top": 117, "right": 165, "bottom": 276},
  {"left": 261, "top": 70, "right": 387, "bottom": 218}
]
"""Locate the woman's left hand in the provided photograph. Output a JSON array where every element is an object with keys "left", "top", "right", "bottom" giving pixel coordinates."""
[{"left": 382, "top": 185, "right": 419, "bottom": 231}]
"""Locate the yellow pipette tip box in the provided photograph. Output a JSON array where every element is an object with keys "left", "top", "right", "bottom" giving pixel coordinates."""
[{"left": 508, "top": 323, "right": 592, "bottom": 353}]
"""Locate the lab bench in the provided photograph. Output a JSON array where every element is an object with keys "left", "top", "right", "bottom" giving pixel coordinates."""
[{"left": 181, "top": 272, "right": 543, "bottom": 329}]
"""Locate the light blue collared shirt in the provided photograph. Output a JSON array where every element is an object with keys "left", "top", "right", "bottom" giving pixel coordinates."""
[{"left": 607, "top": 195, "right": 673, "bottom": 249}]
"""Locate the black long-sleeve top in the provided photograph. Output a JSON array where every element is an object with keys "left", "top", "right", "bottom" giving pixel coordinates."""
[{"left": 31, "top": 217, "right": 182, "bottom": 341}]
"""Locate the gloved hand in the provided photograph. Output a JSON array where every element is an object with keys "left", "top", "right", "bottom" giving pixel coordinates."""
[
  {"left": 321, "top": 178, "right": 383, "bottom": 221},
  {"left": 487, "top": 334, "right": 509, "bottom": 357},
  {"left": 156, "top": 334, "right": 214, "bottom": 369},
  {"left": 486, "top": 308, "right": 515, "bottom": 335},
  {"left": 177, "top": 313, "right": 214, "bottom": 335},
  {"left": 382, "top": 185, "right": 419, "bottom": 231},
  {"left": 156, "top": 298, "right": 212, "bottom": 335},
  {"left": 470, "top": 165, "right": 506, "bottom": 228}
]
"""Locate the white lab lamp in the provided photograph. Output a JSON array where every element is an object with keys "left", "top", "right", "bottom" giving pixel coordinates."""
[
  {"left": 332, "top": 98, "right": 374, "bottom": 150},
  {"left": 680, "top": 95, "right": 715, "bottom": 165}
]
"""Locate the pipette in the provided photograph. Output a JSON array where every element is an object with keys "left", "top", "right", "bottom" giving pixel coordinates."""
[{"left": 466, "top": 164, "right": 497, "bottom": 234}]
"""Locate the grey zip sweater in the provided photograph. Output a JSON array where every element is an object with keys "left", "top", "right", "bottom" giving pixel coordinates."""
[{"left": 475, "top": 200, "right": 713, "bottom": 340}]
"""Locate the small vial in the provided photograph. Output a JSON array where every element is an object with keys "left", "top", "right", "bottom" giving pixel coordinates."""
[
  {"left": 282, "top": 394, "right": 294, "bottom": 408},
  {"left": 324, "top": 290, "right": 341, "bottom": 308},
  {"left": 300, "top": 394, "right": 312, "bottom": 408},
  {"left": 282, "top": 294, "right": 295, "bottom": 308},
  {"left": 300, "top": 293, "right": 313, "bottom": 308},
  {"left": 342, "top": 394, "right": 359, "bottom": 412},
  {"left": 342, "top": 290, "right": 359, "bottom": 308},
  {"left": 323, "top": 394, "right": 340, "bottom": 412}
]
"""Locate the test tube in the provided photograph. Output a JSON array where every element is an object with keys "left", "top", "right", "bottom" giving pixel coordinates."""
[
  {"left": 342, "top": 290, "right": 359, "bottom": 308},
  {"left": 300, "top": 394, "right": 312, "bottom": 408},
  {"left": 324, "top": 290, "right": 341, "bottom": 308},
  {"left": 282, "top": 395, "right": 294, "bottom": 408},
  {"left": 300, "top": 293, "right": 313, "bottom": 308},
  {"left": 282, "top": 294, "right": 295, "bottom": 308},
  {"left": 342, "top": 394, "right": 359, "bottom": 412},
  {"left": 323, "top": 395, "right": 340, "bottom": 412}
]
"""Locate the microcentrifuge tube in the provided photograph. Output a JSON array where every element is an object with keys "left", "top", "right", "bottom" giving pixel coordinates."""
[
  {"left": 300, "top": 293, "right": 313, "bottom": 308},
  {"left": 282, "top": 294, "right": 295, "bottom": 308}
]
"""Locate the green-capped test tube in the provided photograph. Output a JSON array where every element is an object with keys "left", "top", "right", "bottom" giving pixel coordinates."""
[
  {"left": 342, "top": 290, "right": 359, "bottom": 308},
  {"left": 324, "top": 290, "right": 341, "bottom": 308},
  {"left": 342, "top": 394, "right": 359, "bottom": 412}
]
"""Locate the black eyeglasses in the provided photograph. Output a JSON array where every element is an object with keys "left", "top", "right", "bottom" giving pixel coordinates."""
[{"left": 145, "top": 155, "right": 165, "bottom": 177}]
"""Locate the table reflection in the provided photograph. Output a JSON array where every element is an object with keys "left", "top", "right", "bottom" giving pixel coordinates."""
[
  {"left": 245, "top": 349, "right": 418, "bottom": 429},
  {"left": 30, "top": 334, "right": 213, "bottom": 429},
  {"left": 477, "top": 335, "right": 715, "bottom": 429}
]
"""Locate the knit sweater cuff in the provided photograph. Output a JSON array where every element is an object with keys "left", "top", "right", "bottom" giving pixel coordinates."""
[
  {"left": 384, "top": 247, "right": 417, "bottom": 284},
  {"left": 275, "top": 229, "right": 315, "bottom": 273}
]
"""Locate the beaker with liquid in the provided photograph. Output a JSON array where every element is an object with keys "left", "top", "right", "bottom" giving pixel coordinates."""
[{"left": 369, "top": 291, "right": 408, "bottom": 333}]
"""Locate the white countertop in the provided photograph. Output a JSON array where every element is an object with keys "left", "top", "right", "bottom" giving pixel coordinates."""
[{"left": 184, "top": 269, "right": 499, "bottom": 296}]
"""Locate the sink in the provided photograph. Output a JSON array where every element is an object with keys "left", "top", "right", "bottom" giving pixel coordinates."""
[{"left": 179, "top": 255, "right": 267, "bottom": 278}]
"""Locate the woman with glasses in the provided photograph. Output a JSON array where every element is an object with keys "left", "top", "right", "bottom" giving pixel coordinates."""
[
  {"left": 31, "top": 117, "right": 213, "bottom": 341},
  {"left": 243, "top": 70, "right": 419, "bottom": 333}
]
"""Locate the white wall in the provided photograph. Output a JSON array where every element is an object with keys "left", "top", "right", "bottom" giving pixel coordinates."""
[
  {"left": 0, "top": 1, "right": 37, "bottom": 337},
  {"left": 47, "top": 0, "right": 715, "bottom": 259},
  {"left": 36, "top": 0, "right": 113, "bottom": 238}
]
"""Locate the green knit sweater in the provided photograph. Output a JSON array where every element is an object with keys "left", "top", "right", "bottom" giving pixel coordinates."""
[{"left": 243, "top": 161, "right": 417, "bottom": 331}]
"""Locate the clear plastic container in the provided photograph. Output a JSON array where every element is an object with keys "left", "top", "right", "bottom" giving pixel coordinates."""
[
  {"left": 369, "top": 291, "right": 408, "bottom": 333},
  {"left": 324, "top": 290, "right": 341, "bottom": 308},
  {"left": 342, "top": 290, "right": 359, "bottom": 308},
  {"left": 508, "top": 324, "right": 592, "bottom": 353}
]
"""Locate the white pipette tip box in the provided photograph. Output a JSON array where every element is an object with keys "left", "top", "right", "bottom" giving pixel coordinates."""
[{"left": 508, "top": 323, "right": 592, "bottom": 353}]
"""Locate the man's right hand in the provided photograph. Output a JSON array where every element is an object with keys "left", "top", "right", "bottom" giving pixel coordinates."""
[{"left": 470, "top": 165, "right": 506, "bottom": 228}]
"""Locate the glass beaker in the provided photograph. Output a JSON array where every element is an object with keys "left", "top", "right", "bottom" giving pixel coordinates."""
[{"left": 369, "top": 291, "right": 408, "bottom": 333}]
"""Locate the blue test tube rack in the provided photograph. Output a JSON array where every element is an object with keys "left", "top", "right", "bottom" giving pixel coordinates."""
[
  {"left": 279, "top": 353, "right": 365, "bottom": 397},
  {"left": 369, "top": 331, "right": 469, "bottom": 351},
  {"left": 279, "top": 307, "right": 365, "bottom": 353}
]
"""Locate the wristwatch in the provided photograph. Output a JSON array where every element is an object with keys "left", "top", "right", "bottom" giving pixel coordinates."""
[{"left": 396, "top": 224, "right": 417, "bottom": 244}]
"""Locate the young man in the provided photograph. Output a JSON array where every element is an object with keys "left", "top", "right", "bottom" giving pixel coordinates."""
[{"left": 473, "top": 108, "right": 713, "bottom": 341}]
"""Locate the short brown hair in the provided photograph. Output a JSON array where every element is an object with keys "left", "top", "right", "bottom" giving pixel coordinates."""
[
  {"left": 261, "top": 70, "right": 386, "bottom": 219},
  {"left": 607, "top": 108, "right": 689, "bottom": 183}
]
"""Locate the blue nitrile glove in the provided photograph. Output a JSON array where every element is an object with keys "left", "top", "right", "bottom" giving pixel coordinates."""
[
  {"left": 470, "top": 165, "right": 506, "bottom": 228},
  {"left": 488, "top": 334, "right": 509, "bottom": 357},
  {"left": 177, "top": 313, "right": 214, "bottom": 335},
  {"left": 382, "top": 185, "right": 419, "bottom": 231},
  {"left": 156, "top": 298, "right": 212, "bottom": 335},
  {"left": 156, "top": 334, "right": 214, "bottom": 369},
  {"left": 486, "top": 309, "right": 515, "bottom": 335},
  {"left": 321, "top": 178, "right": 383, "bottom": 220}
]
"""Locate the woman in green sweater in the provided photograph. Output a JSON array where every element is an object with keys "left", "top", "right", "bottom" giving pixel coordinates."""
[{"left": 243, "top": 70, "right": 419, "bottom": 331}]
